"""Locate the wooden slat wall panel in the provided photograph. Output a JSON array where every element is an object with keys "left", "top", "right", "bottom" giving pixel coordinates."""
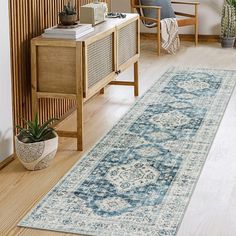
[{"left": 9, "top": 0, "right": 110, "bottom": 128}]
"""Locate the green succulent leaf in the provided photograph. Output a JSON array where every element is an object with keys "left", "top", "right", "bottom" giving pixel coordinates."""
[
  {"left": 38, "top": 118, "right": 59, "bottom": 133},
  {"left": 16, "top": 113, "right": 58, "bottom": 143},
  {"left": 59, "top": 0, "right": 77, "bottom": 16}
]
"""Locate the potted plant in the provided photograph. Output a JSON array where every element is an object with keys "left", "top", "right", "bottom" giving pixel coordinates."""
[
  {"left": 226, "top": 0, "right": 236, "bottom": 46},
  {"left": 15, "top": 114, "right": 59, "bottom": 171},
  {"left": 59, "top": 1, "right": 77, "bottom": 26},
  {"left": 221, "top": 2, "right": 236, "bottom": 48}
]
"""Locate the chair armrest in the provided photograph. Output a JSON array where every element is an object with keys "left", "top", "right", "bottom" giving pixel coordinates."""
[
  {"left": 174, "top": 12, "right": 196, "bottom": 17},
  {"left": 132, "top": 5, "right": 162, "bottom": 22},
  {"left": 171, "top": 1, "right": 199, "bottom": 5},
  {"left": 133, "top": 5, "right": 162, "bottom": 9}
]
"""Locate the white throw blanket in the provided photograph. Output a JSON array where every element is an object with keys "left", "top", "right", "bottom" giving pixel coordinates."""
[{"left": 161, "top": 18, "right": 180, "bottom": 54}]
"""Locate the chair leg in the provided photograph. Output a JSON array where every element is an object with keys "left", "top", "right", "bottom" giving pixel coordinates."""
[
  {"left": 195, "top": 26, "right": 198, "bottom": 46},
  {"left": 157, "top": 22, "right": 161, "bottom": 56},
  {"left": 156, "top": 8, "right": 161, "bottom": 56},
  {"left": 195, "top": 19, "right": 199, "bottom": 46},
  {"left": 195, "top": 6, "right": 199, "bottom": 46}
]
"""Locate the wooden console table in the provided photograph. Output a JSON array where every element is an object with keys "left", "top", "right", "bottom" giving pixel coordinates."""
[{"left": 31, "top": 14, "right": 140, "bottom": 151}]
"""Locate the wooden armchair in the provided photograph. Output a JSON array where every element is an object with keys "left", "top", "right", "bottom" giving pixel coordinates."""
[{"left": 130, "top": 0, "right": 200, "bottom": 56}]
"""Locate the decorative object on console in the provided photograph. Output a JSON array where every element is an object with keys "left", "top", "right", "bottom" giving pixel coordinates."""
[
  {"left": 221, "top": 0, "right": 236, "bottom": 48},
  {"left": 107, "top": 12, "right": 127, "bottom": 18},
  {"left": 19, "top": 68, "right": 236, "bottom": 235},
  {"left": 42, "top": 23, "right": 94, "bottom": 39},
  {"left": 80, "top": 2, "right": 108, "bottom": 25},
  {"left": 59, "top": 1, "right": 77, "bottom": 26},
  {"left": 15, "top": 114, "right": 59, "bottom": 171}
]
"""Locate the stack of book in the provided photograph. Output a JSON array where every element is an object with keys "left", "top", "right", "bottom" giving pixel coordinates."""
[{"left": 42, "top": 23, "right": 94, "bottom": 39}]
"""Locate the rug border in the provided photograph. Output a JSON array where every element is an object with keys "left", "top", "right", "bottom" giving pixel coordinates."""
[{"left": 173, "top": 68, "right": 236, "bottom": 235}]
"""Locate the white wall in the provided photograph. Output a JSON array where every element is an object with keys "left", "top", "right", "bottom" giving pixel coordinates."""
[
  {"left": 0, "top": 0, "right": 14, "bottom": 163},
  {"left": 111, "top": 0, "right": 224, "bottom": 35}
]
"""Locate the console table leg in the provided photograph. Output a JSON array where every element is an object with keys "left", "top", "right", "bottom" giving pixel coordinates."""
[
  {"left": 31, "top": 43, "right": 38, "bottom": 118},
  {"left": 32, "top": 90, "right": 38, "bottom": 119},
  {"left": 100, "top": 88, "right": 105, "bottom": 94},
  {"left": 134, "top": 61, "right": 139, "bottom": 97},
  {"left": 77, "top": 99, "right": 83, "bottom": 151},
  {"left": 76, "top": 42, "right": 83, "bottom": 151}
]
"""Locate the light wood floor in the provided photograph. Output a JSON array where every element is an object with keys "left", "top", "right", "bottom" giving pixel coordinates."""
[{"left": 1, "top": 41, "right": 236, "bottom": 236}]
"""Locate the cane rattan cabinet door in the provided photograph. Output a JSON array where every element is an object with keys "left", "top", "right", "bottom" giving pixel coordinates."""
[
  {"left": 117, "top": 18, "right": 139, "bottom": 70},
  {"left": 84, "top": 30, "right": 116, "bottom": 99}
]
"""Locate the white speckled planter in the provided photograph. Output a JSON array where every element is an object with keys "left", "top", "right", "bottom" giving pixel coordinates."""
[{"left": 15, "top": 133, "right": 58, "bottom": 171}]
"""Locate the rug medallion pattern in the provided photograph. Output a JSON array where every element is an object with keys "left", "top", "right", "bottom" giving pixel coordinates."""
[{"left": 19, "top": 68, "right": 236, "bottom": 235}]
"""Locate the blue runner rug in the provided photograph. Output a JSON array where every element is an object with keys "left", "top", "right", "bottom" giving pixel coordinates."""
[{"left": 19, "top": 68, "right": 236, "bottom": 235}]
